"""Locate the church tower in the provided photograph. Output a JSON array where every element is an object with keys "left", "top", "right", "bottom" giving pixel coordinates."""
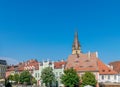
[{"left": 72, "top": 32, "right": 81, "bottom": 54}]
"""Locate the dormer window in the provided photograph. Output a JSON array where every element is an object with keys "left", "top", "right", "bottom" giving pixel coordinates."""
[
  {"left": 75, "top": 61, "right": 79, "bottom": 63},
  {"left": 102, "top": 70, "right": 105, "bottom": 72},
  {"left": 109, "top": 70, "right": 111, "bottom": 72},
  {"left": 80, "top": 66, "right": 83, "bottom": 68},
  {"left": 85, "top": 60, "right": 89, "bottom": 62},
  {"left": 88, "top": 65, "right": 93, "bottom": 67}
]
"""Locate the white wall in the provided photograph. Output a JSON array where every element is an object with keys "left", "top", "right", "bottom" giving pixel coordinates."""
[
  {"left": 118, "top": 74, "right": 120, "bottom": 83},
  {"left": 99, "top": 74, "right": 118, "bottom": 83},
  {"left": 33, "top": 61, "right": 64, "bottom": 86}
]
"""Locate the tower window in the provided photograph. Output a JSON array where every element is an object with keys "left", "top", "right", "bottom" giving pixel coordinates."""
[{"left": 76, "top": 51, "right": 77, "bottom": 53}]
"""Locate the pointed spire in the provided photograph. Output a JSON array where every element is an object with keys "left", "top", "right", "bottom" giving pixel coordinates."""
[
  {"left": 73, "top": 31, "right": 81, "bottom": 50},
  {"left": 72, "top": 31, "right": 81, "bottom": 54},
  {"left": 74, "top": 32, "right": 80, "bottom": 49}
]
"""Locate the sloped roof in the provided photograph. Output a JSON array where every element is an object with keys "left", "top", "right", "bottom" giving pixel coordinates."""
[
  {"left": 109, "top": 61, "right": 120, "bottom": 73},
  {"left": 97, "top": 59, "right": 117, "bottom": 74},
  {"left": 24, "top": 60, "right": 39, "bottom": 70},
  {"left": 7, "top": 66, "right": 15, "bottom": 71},
  {"left": 6, "top": 59, "right": 39, "bottom": 71},
  {"left": 17, "top": 66, "right": 24, "bottom": 71},
  {"left": 54, "top": 61, "right": 66, "bottom": 69},
  {"left": 66, "top": 52, "right": 118, "bottom": 75},
  {"left": 66, "top": 52, "right": 99, "bottom": 72}
]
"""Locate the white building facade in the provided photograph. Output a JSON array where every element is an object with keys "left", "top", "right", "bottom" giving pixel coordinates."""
[
  {"left": 33, "top": 60, "right": 65, "bottom": 87},
  {"left": 98, "top": 74, "right": 118, "bottom": 83}
]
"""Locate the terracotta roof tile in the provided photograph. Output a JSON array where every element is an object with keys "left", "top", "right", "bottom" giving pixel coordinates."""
[
  {"left": 97, "top": 59, "right": 117, "bottom": 74},
  {"left": 7, "top": 66, "right": 15, "bottom": 71},
  {"left": 6, "top": 59, "right": 39, "bottom": 72},
  {"left": 66, "top": 53, "right": 99, "bottom": 72},
  {"left": 109, "top": 61, "right": 120, "bottom": 73},
  {"left": 66, "top": 52, "right": 118, "bottom": 75},
  {"left": 54, "top": 61, "right": 66, "bottom": 69}
]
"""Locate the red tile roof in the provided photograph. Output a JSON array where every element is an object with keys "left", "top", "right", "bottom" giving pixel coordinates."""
[
  {"left": 6, "top": 59, "right": 39, "bottom": 72},
  {"left": 66, "top": 53, "right": 99, "bottom": 72},
  {"left": 54, "top": 61, "right": 66, "bottom": 69},
  {"left": 97, "top": 59, "right": 117, "bottom": 74},
  {"left": 24, "top": 60, "right": 39, "bottom": 70},
  {"left": 66, "top": 52, "right": 118, "bottom": 75},
  {"left": 109, "top": 61, "right": 120, "bottom": 73},
  {"left": 7, "top": 66, "right": 15, "bottom": 71}
]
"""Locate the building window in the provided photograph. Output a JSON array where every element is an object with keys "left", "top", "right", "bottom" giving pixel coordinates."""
[
  {"left": 59, "top": 72, "right": 62, "bottom": 76},
  {"left": 114, "top": 75, "right": 116, "bottom": 80},
  {"left": 56, "top": 72, "right": 58, "bottom": 76},
  {"left": 35, "top": 73, "right": 37, "bottom": 78},
  {"left": 108, "top": 75, "right": 110, "bottom": 79},
  {"left": 101, "top": 75, "right": 104, "bottom": 80},
  {"left": 38, "top": 73, "right": 39, "bottom": 77}
]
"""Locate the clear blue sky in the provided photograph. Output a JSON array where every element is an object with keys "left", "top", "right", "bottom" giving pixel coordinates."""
[{"left": 0, "top": 0, "right": 120, "bottom": 64}]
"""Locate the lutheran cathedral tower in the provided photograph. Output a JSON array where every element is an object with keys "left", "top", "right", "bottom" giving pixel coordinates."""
[{"left": 72, "top": 32, "right": 81, "bottom": 54}]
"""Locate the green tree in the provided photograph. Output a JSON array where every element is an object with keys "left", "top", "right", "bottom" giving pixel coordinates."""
[
  {"left": 13, "top": 73, "right": 20, "bottom": 84},
  {"left": 8, "top": 75, "right": 14, "bottom": 81},
  {"left": 81, "top": 72, "right": 97, "bottom": 87},
  {"left": 32, "top": 77, "right": 37, "bottom": 85},
  {"left": 41, "top": 67, "right": 56, "bottom": 87},
  {"left": 19, "top": 70, "right": 32, "bottom": 85},
  {"left": 61, "top": 68, "right": 80, "bottom": 87}
]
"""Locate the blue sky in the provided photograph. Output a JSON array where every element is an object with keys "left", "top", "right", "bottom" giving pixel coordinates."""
[{"left": 0, "top": 0, "right": 120, "bottom": 64}]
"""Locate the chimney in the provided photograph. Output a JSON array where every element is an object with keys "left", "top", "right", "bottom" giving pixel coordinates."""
[
  {"left": 61, "top": 59, "right": 64, "bottom": 62},
  {"left": 110, "top": 65, "right": 113, "bottom": 70},
  {"left": 96, "top": 51, "right": 98, "bottom": 58},
  {"left": 88, "top": 51, "right": 91, "bottom": 59}
]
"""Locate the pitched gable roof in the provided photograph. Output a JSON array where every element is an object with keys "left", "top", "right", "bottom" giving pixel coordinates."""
[
  {"left": 54, "top": 61, "right": 66, "bottom": 69},
  {"left": 7, "top": 66, "right": 15, "bottom": 71},
  {"left": 66, "top": 52, "right": 99, "bottom": 72},
  {"left": 66, "top": 52, "right": 118, "bottom": 75},
  {"left": 97, "top": 59, "right": 117, "bottom": 74},
  {"left": 109, "top": 61, "right": 120, "bottom": 73}
]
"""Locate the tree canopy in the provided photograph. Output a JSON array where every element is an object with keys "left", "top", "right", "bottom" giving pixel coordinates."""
[
  {"left": 41, "top": 67, "right": 56, "bottom": 87},
  {"left": 61, "top": 68, "right": 80, "bottom": 87},
  {"left": 19, "top": 70, "right": 32, "bottom": 84},
  {"left": 8, "top": 75, "right": 14, "bottom": 81},
  {"left": 81, "top": 72, "right": 97, "bottom": 87},
  {"left": 32, "top": 77, "right": 37, "bottom": 85},
  {"left": 13, "top": 73, "right": 20, "bottom": 84}
]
